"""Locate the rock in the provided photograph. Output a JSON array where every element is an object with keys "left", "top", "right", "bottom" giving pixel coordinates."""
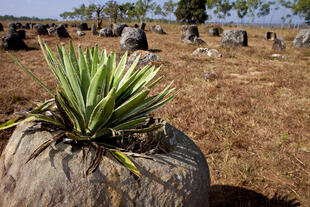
[
  {"left": 77, "top": 30, "right": 86, "bottom": 36},
  {"left": 127, "top": 50, "right": 161, "bottom": 65},
  {"left": 0, "top": 122, "right": 210, "bottom": 207},
  {"left": 119, "top": 27, "right": 148, "bottom": 52},
  {"left": 78, "top": 22, "right": 89, "bottom": 31},
  {"left": 141, "top": 22, "right": 146, "bottom": 30},
  {"left": 270, "top": 54, "right": 286, "bottom": 59},
  {"left": 49, "top": 23, "right": 56, "bottom": 28},
  {"left": 31, "top": 23, "right": 36, "bottom": 29},
  {"left": 56, "top": 25, "right": 70, "bottom": 38},
  {"left": 181, "top": 25, "right": 206, "bottom": 45},
  {"left": 273, "top": 37, "right": 286, "bottom": 51},
  {"left": 15, "top": 22, "right": 22, "bottom": 29},
  {"left": 91, "top": 24, "right": 98, "bottom": 35},
  {"left": 181, "top": 25, "right": 199, "bottom": 41},
  {"left": 292, "top": 29, "right": 310, "bottom": 48},
  {"left": 47, "top": 27, "right": 57, "bottom": 35},
  {"left": 33, "top": 24, "right": 48, "bottom": 35},
  {"left": 112, "top": 23, "right": 127, "bottom": 36},
  {"left": 204, "top": 72, "right": 218, "bottom": 80},
  {"left": 16, "top": 30, "right": 26, "bottom": 39},
  {"left": 1, "top": 31, "right": 28, "bottom": 50},
  {"left": 209, "top": 27, "right": 219, "bottom": 36},
  {"left": 99, "top": 27, "right": 113, "bottom": 37},
  {"left": 149, "top": 25, "right": 165, "bottom": 34},
  {"left": 0, "top": 23, "right": 4, "bottom": 32},
  {"left": 221, "top": 30, "right": 248, "bottom": 47},
  {"left": 265, "top": 31, "right": 277, "bottom": 40},
  {"left": 192, "top": 48, "right": 222, "bottom": 57},
  {"left": 8, "top": 23, "right": 16, "bottom": 30},
  {"left": 134, "top": 24, "right": 139, "bottom": 28},
  {"left": 25, "top": 23, "right": 30, "bottom": 30}
]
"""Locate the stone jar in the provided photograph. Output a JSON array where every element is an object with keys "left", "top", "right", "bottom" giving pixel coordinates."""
[{"left": 0, "top": 122, "right": 210, "bottom": 207}]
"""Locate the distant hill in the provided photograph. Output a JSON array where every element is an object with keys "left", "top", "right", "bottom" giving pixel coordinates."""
[{"left": 0, "top": 15, "right": 56, "bottom": 21}]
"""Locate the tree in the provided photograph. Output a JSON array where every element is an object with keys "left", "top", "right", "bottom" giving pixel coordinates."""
[
  {"left": 208, "top": 0, "right": 233, "bottom": 22},
  {"left": 257, "top": 1, "right": 275, "bottom": 24},
  {"left": 292, "top": 0, "right": 310, "bottom": 24},
  {"left": 87, "top": 3, "right": 105, "bottom": 28},
  {"left": 163, "top": 0, "right": 177, "bottom": 21},
  {"left": 174, "top": 0, "right": 208, "bottom": 23},
  {"left": 119, "top": 3, "right": 136, "bottom": 22},
  {"left": 103, "top": 0, "right": 119, "bottom": 23},
  {"left": 135, "top": 0, "right": 156, "bottom": 22},
  {"left": 153, "top": 4, "right": 164, "bottom": 18},
  {"left": 234, "top": 0, "right": 248, "bottom": 24}
]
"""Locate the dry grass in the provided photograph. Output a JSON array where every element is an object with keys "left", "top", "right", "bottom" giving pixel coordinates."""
[{"left": 0, "top": 22, "right": 310, "bottom": 206}]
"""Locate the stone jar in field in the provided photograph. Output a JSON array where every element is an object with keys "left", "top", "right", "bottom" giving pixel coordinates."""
[
  {"left": 149, "top": 25, "right": 165, "bottom": 34},
  {"left": 33, "top": 24, "right": 48, "bottom": 35},
  {"left": 1, "top": 30, "right": 28, "bottom": 50},
  {"left": 91, "top": 24, "right": 98, "bottom": 35},
  {"left": 273, "top": 37, "right": 286, "bottom": 51},
  {"left": 181, "top": 25, "right": 206, "bottom": 45},
  {"left": 221, "top": 30, "right": 248, "bottom": 47},
  {"left": 209, "top": 27, "right": 219, "bottom": 36},
  {"left": 0, "top": 23, "right": 3, "bottom": 32},
  {"left": 119, "top": 27, "right": 148, "bottom": 52},
  {"left": 292, "top": 29, "right": 310, "bottom": 48},
  {"left": 0, "top": 122, "right": 211, "bottom": 207}
]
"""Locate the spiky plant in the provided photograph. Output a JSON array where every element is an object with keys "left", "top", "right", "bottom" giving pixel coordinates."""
[{"left": 0, "top": 39, "right": 177, "bottom": 177}]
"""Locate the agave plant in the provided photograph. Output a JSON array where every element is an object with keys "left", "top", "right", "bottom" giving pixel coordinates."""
[{"left": 0, "top": 38, "right": 177, "bottom": 177}]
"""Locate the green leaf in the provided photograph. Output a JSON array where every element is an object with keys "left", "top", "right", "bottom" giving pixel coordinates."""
[
  {"left": 28, "top": 100, "right": 54, "bottom": 115},
  {"left": 110, "top": 150, "right": 141, "bottom": 177},
  {"left": 91, "top": 45, "right": 99, "bottom": 76},
  {"left": 88, "top": 88, "right": 116, "bottom": 133},
  {"left": 34, "top": 114, "right": 65, "bottom": 128},
  {"left": 78, "top": 46, "right": 90, "bottom": 99}
]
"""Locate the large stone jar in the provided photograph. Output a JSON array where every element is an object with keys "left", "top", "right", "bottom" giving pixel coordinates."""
[{"left": 0, "top": 122, "right": 210, "bottom": 207}]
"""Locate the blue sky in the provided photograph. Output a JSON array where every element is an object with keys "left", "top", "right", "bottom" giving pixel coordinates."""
[{"left": 0, "top": 0, "right": 304, "bottom": 24}]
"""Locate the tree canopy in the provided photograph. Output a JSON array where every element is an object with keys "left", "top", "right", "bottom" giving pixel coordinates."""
[{"left": 174, "top": 0, "right": 208, "bottom": 23}]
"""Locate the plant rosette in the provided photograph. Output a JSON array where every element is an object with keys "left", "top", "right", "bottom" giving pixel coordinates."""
[{"left": 0, "top": 38, "right": 178, "bottom": 177}]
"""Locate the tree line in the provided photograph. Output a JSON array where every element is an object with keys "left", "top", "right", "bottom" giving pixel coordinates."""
[
  {"left": 0, "top": 15, "right": 56, "bottom": 21},
  {"left": 59, "top": 0, "right": 310, "bottom": 26}
]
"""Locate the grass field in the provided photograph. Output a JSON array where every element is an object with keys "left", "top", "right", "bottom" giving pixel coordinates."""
[{"left": 0, "top": 22, "right": 309, "bottom": 206}]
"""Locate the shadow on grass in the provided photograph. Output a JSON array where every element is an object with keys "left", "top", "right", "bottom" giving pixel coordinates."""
[{"left": 210, "top": 185, "right": 300, "bottom": 207}]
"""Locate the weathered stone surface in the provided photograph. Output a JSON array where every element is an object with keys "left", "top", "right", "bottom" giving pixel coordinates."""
[
  {"left": 112, "top": 23, "right": 128, "bottom": 36},
  {"left": 149, "top": 25, "right": 165, "bottom": 34},
  {"left": 0, "top": 23, "right": 4, "bottom": 32},
  {"left": 56, "top": 25, "right": 70, "bottom": 38},
  {"left": 15, "top": 22, "right": 22, "bottom": 29},
  {"left": 127, "top": 50, "right": 161, "bottom": 65},
  {"left": 192, "top": 48, "right": 222, "bottom": 57},
  {"left": 47, "top": 27, "right": 57, "bottom": 35},
  {"left": 77, "top": 30, "right": 86, "bottom": 36},
  {"left": 181, "top": 25, "right": 206, "bottom": 45},
  {"left": 273, "top": 37, "right": 286, "bottom": 51},
  {"left": 181, "top": 25, "right": 199, "bottom": 41},
  {"left": 265, "top": 31, "right": 277, "bottom": 40},
  {"left": 99, "top": 27, "right": 113, "bottom": 37},
  {"left": 209, "top": 27, "right": 219, "bottom": 36},
  {"left": 292, "top": 29, "right": 310, "bottom": 48},
  {"left": 33, "top": 24, "right": 48, "bottom": 35},
  {"left": 91, "top": 24, "right": 98, "bottom": 35},
  {"left": 25, "top": 23, "right": 30, "bottom": 30},
  {"left": 0, "top": 122, "right": 210, "bottom": 207},
  {"left": 49, "top": 23, "right": 56, "bottom": 28},
  {"left": 78, "top": 23, "right": 89, "bottom": 31},
  {"left": 8, "top": 23, "right": 16, "bottom": 30},
  {"left": 1, "top": 30, "right": 28, "bottom": 50},
  {"left": 119, "top": 27, "right": 148, "bottom": 52},
  {"left": 16, "top": 30, "right": 26, "bottom": 39},
  {"left": 221, "top": 30, "right": 248, "bottom": 47}
]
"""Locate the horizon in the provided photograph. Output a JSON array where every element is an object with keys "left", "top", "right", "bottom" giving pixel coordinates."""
[{"left": 0, "top": 0, "right": 305, "bottom": 25}]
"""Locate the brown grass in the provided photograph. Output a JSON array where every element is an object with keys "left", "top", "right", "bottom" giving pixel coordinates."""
[{"left": 0, "top": 22, "right": 310, "bottom": 206}]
